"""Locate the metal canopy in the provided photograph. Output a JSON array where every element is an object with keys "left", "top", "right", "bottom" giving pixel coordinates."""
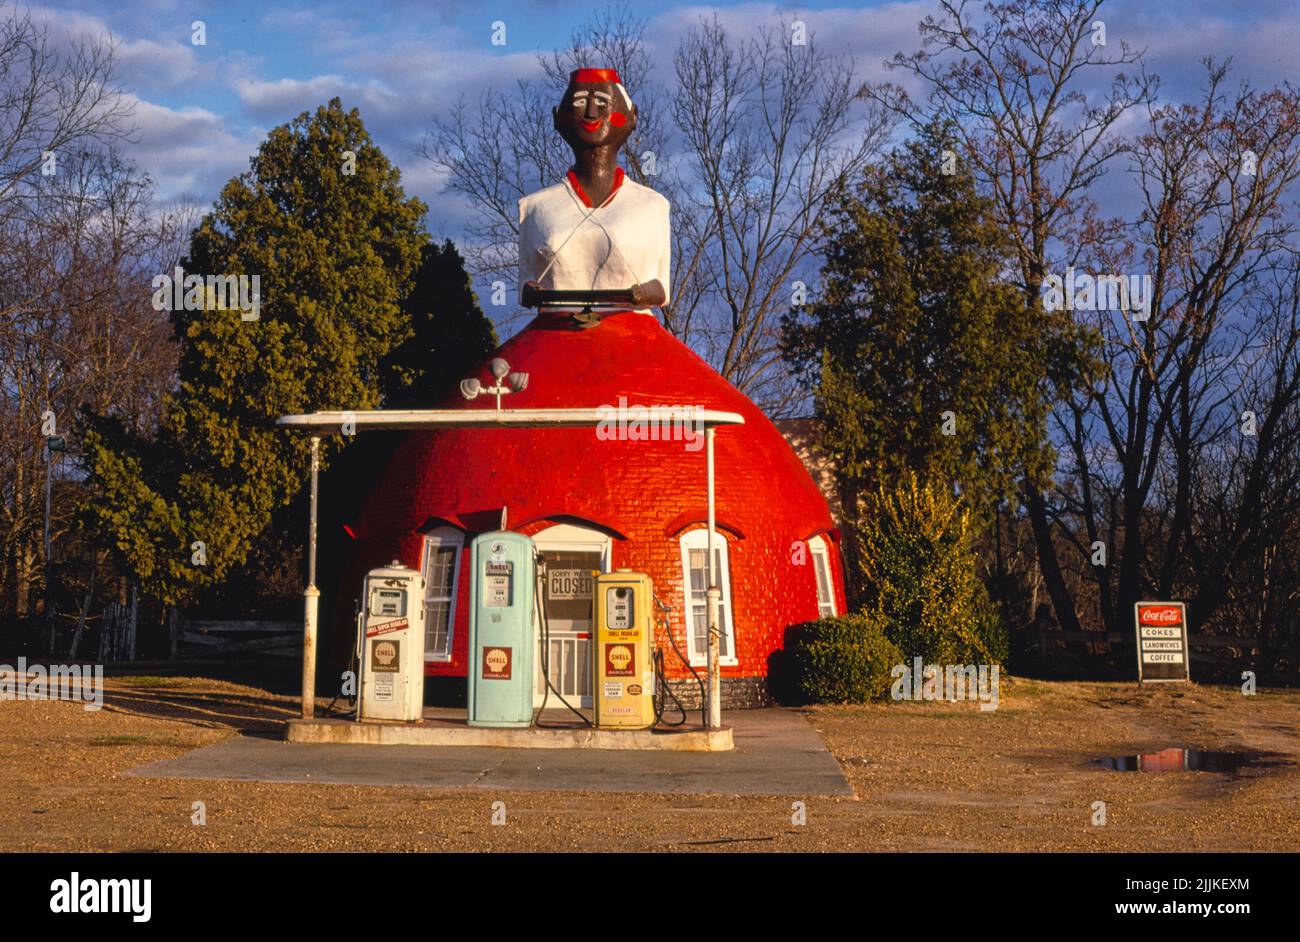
[
  {"left": 277, "top": 407, "right": 745, "bottom": 431},
  {"left": 279, "top": 404, "right": 741, "bottom": 730}
]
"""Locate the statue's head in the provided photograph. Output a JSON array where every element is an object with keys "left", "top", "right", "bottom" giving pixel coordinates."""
[{"left": 553, "top": 67, "right": 637, "bottom": 159}]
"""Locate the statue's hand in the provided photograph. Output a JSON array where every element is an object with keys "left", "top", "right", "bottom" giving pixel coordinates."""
[
  {"left": 521, "top": 280, "right": 542, "bottom": 308},
  {"left": 630, "top": 279, "right": 666, "bottom": 308}
]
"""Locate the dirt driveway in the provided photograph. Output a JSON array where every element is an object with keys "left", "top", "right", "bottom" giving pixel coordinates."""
[{"left": 0, "top": 671, "right": 1295, "bottom": 851}]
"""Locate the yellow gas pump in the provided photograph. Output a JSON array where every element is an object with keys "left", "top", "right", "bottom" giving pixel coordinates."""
[{"left": 593, "top": 570, "right": 655, "bottom": 729}]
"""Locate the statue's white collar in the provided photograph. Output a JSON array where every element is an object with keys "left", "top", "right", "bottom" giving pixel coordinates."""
[{"left": 565, "top": 167, "right": 626, "bottom": 208}]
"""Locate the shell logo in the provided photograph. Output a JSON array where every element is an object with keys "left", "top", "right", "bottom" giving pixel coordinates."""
[
  {"left": 1139, "top": 605, "right": 1182, "bottom": 625},
  {"left": 375, "top": 641, "right": 397, "bottom": 666},
  {"left": 485, "top": 648, "right": 509, "bottom": 673},
  {"left": 607, "top": 645, "right": 633, "bottom": 672}
]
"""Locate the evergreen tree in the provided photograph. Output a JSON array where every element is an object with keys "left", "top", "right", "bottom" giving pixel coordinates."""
[
  {"left": 782, "top": 120, "right": 1057, "bottom": 523},
  {"left": 83, "top": 99, "right": 427, "bottom": 605},
  {"left": 383, "top": 239, "right": 497, "bottom": 407}
]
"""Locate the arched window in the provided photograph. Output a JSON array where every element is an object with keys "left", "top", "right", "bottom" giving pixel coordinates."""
[
  {"left": 420, "top": 527, "right": 463, "bottom": 662},
  {"left": 678, "top": 528, "right": 737, "bottom": 666},
  {"left": 808, "top": 534, "right": 837, "bottom": 618}
]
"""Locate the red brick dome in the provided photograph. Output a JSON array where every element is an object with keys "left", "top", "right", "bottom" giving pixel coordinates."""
[{"left": 341, "top": 310, "right": 845, "bottom": 696}]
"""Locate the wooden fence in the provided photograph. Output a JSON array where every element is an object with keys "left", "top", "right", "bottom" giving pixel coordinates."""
[
  {"left": 99, "top": 595, "right": 138, "bottom": 663},
  {"left": 1037, "top": 629, "right": 1260, "bottom": 674},
  {"left": 90, "top": 604, "right": 300, "bottom": 663},
  {"left": 178, "top": 620, "right": 302, "bottom": 659}
]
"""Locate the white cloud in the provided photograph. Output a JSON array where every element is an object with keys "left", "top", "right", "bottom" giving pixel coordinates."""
[
  {"left": 116, "top": 35, "right": 214, "bottom": 93},
  {"left": 25, "top": 3, "right": 213, "bottom": 95},
  {"left": 122, "top": 96, "right": 258, "bottom": 203},
  {"left": 233, "top": 75, "right": 376, "bottom": 116}
]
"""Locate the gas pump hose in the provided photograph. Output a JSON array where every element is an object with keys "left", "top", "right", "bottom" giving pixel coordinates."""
[
  {"left": 533, "top": 562, "right": 593, "bottom": 728},
  {"left": 652, "top": 647, "right": 688, "bottom": 726},
  {"left": 322, "top": 609, "right": 362, "bottom": 718},
  {"left": 653, "top": 594, "right": 707, "bottom": 728}
]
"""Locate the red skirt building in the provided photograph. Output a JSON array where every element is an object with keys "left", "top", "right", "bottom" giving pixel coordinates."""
[{"left": 336, "top": 310, "right": 846, "bottom": 707}]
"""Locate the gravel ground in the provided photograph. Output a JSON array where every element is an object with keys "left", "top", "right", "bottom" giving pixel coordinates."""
[{"left": 0, "top": 671, "right": 1296, "bottom": 851}]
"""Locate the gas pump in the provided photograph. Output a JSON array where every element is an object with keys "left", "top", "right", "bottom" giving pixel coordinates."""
[
  {"left": 468, "top": 531, "right": 537, "bottom": 727},
  {"left": 356, "top": 561, "right": 426, "bottom": 722},
  {"left": 593, "top": 570, "right": 656, "bottom": 729}
]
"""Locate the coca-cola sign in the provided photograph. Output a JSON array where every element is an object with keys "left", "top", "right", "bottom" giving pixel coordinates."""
[
  {"left": 1138, "top": 605, "right": 1183, "bottom": 626},
  {"left": 1135, "top": 601, "right": 1190, "bottom": 683}
]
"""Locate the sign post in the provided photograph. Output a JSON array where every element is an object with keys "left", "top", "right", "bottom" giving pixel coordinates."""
[{"left": 1134, "top": 602, "right": 1190, "bottom": 683}]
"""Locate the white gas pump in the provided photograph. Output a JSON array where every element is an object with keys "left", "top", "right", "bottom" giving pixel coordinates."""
[{"left": 356, "top": 561, "right": 426, "bottom": 721}]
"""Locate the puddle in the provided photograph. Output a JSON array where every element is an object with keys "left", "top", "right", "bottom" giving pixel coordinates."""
[{"left": 1095, "top": 747, "right": 1285, "bottom": 773}]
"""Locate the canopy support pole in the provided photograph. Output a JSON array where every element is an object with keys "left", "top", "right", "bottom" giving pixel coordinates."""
[
  {"left": 705, "top": 426, "right": 721, "bottom": 729},
  {"left": 301, "top": 436, "right": 320, "bottom": 719}
]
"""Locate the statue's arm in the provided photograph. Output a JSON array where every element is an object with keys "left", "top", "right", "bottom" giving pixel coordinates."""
[
  {"left": 630, "top": 198, "right": 671, "bottom": 308},
  {"left": 657, "top": 197, "right": 671, "bottom": 306},
  {"left": 518, "top": 197, "right": 540, "bottom": 306}
]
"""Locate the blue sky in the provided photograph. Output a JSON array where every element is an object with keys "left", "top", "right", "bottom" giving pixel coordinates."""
[{"left": 30, "top": 0, "right": 1300, "bottom": 246}]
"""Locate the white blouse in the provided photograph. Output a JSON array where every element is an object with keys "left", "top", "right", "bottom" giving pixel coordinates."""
[{"left": 518, "top": 170, "right": 671, "bottom": 314}]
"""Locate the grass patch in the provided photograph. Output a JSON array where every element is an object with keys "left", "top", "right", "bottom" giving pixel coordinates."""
[
  {"left": 1005, "top": 678, "right": 1051, "bottom": 697},
  {"left": 113, "top": 676, "right": 188, "bottom": 689},
  {"left": 87, "top": 735, "right": 189, "bottom": 747}
]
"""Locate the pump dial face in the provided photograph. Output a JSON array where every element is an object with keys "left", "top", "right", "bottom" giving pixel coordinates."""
[{"left": 607, "top": 587, "right": 633, "bottom": 629}]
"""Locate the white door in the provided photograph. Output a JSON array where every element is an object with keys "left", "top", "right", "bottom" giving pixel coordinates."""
[{"left": 533, "top": 524, "right": 610, "bottom": 709}]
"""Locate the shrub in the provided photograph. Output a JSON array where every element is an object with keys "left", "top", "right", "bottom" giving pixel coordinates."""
[
  {"left": 781, "top": 612, "right": 904, "bottom": 704},
  {"left": 972, "top": 585, "right": 1011, "bottom": 666},
  {"left": 857, "top": 474, "right": 1009, "bottom": 666}
]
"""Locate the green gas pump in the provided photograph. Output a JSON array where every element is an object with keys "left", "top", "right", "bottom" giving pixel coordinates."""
[{"left": 467, "top": 531, "right": 537, "bottom": 727}]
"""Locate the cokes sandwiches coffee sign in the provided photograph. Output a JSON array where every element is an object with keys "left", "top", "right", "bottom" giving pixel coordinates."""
[{"left": 1135, "top": 602, "right": 1190, "bottom": 682}]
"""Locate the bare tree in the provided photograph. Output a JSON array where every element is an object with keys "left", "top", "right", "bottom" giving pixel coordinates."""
[
  {"left": 672, "top": 16, "right": 891, "bottom": 412},
  {"left": 1190, "top": 257, "right": 1300, "bottom": 675},
  {"left": 1055, "top": 62, "right": 1300, "bottom": 644},
  {"left": 0, "top": 1, "right": 131, "bottom": 267},
  {"left": 0, "top": 148, "right": 181, "bottom": 623},
  {"left": 423, "top": 7, "right": 889, "bottom": 413},
  {"left": 0, "top": 2, "right": 136, "bottom": 621},
  {"left": 864, "top": 0, "right": 1158, "bottom": 632},
  {"left": 1186, "top": 259, "right": 1300, "bottom": 679}
]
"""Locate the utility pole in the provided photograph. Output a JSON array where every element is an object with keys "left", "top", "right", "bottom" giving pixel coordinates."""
[{"left": 43, "top": 434, "right": 67, "bottom": 655}]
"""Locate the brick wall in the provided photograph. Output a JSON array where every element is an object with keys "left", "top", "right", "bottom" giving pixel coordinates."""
[
  {"left": 331, "top": 311, "right": 847, "bottom": 703},
  {"left": 659, "top": 676, "right": 772, "bottom": 711}
]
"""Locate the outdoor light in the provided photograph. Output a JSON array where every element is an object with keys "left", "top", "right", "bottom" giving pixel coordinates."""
[{"left": 461, "top": 359, "right": 529, "bottom": 410}]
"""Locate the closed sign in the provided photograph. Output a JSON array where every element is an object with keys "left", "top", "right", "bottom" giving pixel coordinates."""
[{"left": 548, "top": 568, "right": 592, "bottom": 601}]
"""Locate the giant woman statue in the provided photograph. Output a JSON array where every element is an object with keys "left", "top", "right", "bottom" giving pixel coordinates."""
[
  {"left": 518, "top": 68, "right": 669, "bottom": 321},
  {"left": 339, "top": 69, "right": 845, "bottom": 708}
]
